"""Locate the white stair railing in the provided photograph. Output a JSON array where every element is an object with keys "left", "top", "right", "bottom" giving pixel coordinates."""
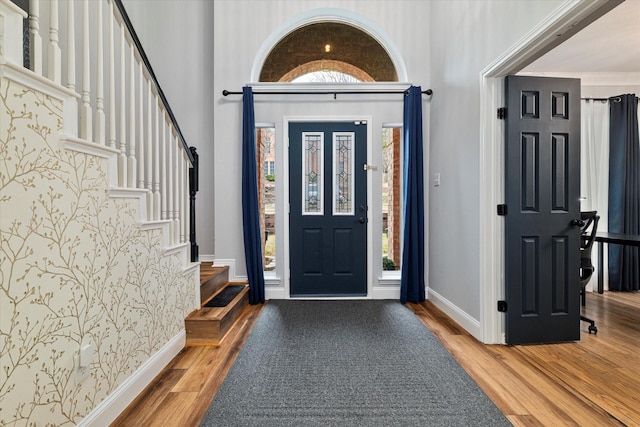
[{"left": 3, "top": 0, "right": 196, "bottom": 253}]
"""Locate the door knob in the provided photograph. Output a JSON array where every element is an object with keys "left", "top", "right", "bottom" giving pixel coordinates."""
[{"left": 571, "top": 219, "right": 585, "bottom": 228}]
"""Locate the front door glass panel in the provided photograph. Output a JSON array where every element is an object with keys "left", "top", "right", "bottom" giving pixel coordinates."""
[
  {"left": 302, "top": 132, "right": 323, "bottom": 215},
  {"left": 333, "top": 132, "right": 354, "bottom": 215}
]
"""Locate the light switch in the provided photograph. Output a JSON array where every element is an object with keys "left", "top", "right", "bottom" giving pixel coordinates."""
[
  {"left": 80, "top": 343, "right": 93, "bottom": 367},
  {"left": 434, "top": 173, "right": 441, "bottom": 187}
]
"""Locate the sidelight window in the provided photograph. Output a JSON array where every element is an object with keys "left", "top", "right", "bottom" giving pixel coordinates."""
[
  {"left": 382, "top": 126, "right": 402, "bottom": 271},
  {"left": 257, "top": 127, "right": 276, "bottom": 272}
]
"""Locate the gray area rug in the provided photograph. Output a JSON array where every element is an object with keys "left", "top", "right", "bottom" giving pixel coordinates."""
[{"left": 200, "top": 300, "right": 511, "bottom": 426}]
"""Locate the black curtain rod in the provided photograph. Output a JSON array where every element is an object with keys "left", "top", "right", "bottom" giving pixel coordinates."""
[
  {"left": 222, "top": 88, "right": 433, "bottom": 97},
  {"left": 582, "top": 96, "right": 639, "bottom": 102}
]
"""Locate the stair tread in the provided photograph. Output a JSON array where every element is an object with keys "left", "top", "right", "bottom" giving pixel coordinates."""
[
  {"left": 187, "top": 286, "right": 249, "bottom": 321},
  {"left": 186, "top": 264, "right": 249, "bottom": 345},
  {"left": 200, "top": 262, "right": 228, "bottom": 285}
]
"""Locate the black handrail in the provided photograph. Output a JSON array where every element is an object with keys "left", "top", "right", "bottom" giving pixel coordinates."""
[{"left": 113, "top": 0, "right": 194, "bottom": 165}]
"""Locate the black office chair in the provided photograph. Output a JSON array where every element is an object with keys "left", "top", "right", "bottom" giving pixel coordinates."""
[{"left": 579, "top": 211, "right": 599, "bottom": 334}]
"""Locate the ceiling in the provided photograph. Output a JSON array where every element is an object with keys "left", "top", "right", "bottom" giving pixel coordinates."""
[{"left": 521, "top": 0, "right": 640, "bottom": 74}]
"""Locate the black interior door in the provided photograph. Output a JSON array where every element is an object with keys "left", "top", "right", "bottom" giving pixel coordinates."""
[
  {"left": 504, "top": 75, "right": 581, "bottom": 344},
  {"left": 289, "top": 121, "right": 367, "bottom": 297}
]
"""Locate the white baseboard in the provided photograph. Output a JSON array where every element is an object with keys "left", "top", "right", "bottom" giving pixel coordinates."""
[
  {"left": 371, "top": 286, "right": 400, "bottom": 300},
  {"left": 199, "top": 254, "right": 216, "bottom": 263},
  {"left": 265, "top": 286, "right": 400, "bottom": 300},
  {"left": 427, "top": 288, "right": 482, "bottom": 341},
  {"left": 78, "top": 331, "right": 185, "bottom": 426},
  {"left": 265, "top": 286, "right": 286, "bottom": 300},
  {"left": 213, "top": 258, "right": 249, "bottom": 282}
]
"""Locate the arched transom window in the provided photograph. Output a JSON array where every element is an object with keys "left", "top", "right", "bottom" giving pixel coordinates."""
[{"left": 260, "top": 22, "right": 398, "bottom": 83}]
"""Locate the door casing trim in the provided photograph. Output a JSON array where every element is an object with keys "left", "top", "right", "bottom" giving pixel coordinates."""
[{"left": 479, "top": 0, "right": 622, "bottom": 344}]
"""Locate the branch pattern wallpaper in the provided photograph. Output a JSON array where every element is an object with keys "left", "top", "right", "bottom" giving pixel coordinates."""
[{"left": 1, "top": 77, "right": 197, "bottom": 425}]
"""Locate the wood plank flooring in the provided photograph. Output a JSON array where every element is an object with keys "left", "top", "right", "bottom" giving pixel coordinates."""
[{"left": 112, "top": 291, "right": 640, "bottom": 427}]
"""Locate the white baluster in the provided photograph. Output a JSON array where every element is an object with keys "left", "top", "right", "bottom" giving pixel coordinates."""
[
  {"left": 47, "top": 0, "right": 61, "bottom": 83},
  {"left": 153, "top": 96, "right": 161, "bottom": 221},
  {"left": 80, "top": 0, "right": 92, "bottom": 140},
  {"left": 167, "top": 130, "right": 175, "bottom": 243},
  {"left": 118, "top": 23, "right": 127, "bottom": 186},
  {"left": 95, "top": 0, "right": 105, "bottom": 145},
  {"left": 177, "top": 150, "right": 184, "bottom": 243},
  {"left": 177, "top": 148, "right": 183, "bottom": 243},
  {"left": 162, "top": 123, "right": 170, "bottom": 224},
  {"left": 146, "top": 81, "right": 154, "bottom": 220},
  {"left": 173, "top": 140, "right": 180, "bottom": 244},
  {"left": 178, "top": 149, "right": 183, "bottom": 243},
  {"left": 183, "top": 152, "right": 189, "bottom": 244},
  {"left": 108, "top": 1, "right": 116, "bottom": 150},
  {"left": 127, "top": 46, "right": 136, "bottom": 188},
  {"left": 137, "top": 62, "right": 145, "bottom": 191},
  {"left": 186, "top": 160, "right": 192, "bottom": 249},
  {"left": 66, "top": 0, "right": 75, "bottom": 91},
  {"left": 28, "top": 0, "right": 42, "bottom": 74}
]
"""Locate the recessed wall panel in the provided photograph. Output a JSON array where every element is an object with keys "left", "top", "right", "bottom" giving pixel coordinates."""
[
  {"left": 551, "top": 236, "right": 569, "bottom": 314},
  {"left": 522, "top": 237, "right": 539, "bottom": 315},
  {"left": 521, "top": 91, "right": 539, "bottom": 118},
  {"left": 551, "top": 133, "right": 569, "bottom": 212},
  {"left": 302, "top": 229, "right": 322, "bottom": 273},
  {"left": 521, "top": 133, "right": 539, "bottom": 212},
  {"left": 551, "top": 92, "right": 569, "bottom": 119},
  {"left": 333, "top": 229, "right": 352, "bottom": 274}
]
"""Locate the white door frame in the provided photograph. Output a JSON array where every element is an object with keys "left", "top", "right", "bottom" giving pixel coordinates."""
[
  {"left": 479, "top": 0, "right": 622, "bottom": 344},
  {"left": 282, "top": 115, "right": 374, "bottom": 300}
]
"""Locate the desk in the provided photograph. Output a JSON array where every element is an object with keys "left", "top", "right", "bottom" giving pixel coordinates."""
[{"left": 595, "top": 232, "right": 640, "bottom": 293}]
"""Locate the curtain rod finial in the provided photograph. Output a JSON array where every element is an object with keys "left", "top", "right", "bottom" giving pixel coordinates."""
[
  {"left": 424, "top": 89, "right": 433, "bottom": 96},
  {"left": 222, "top": 90, "right": 230, "bottom": 96}
]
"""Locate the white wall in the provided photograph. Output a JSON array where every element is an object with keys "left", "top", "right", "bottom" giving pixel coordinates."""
[
  {"left": 120, "top": 0, "right": 600, "bottom": 336},
  {"left": 122, "top": 0, "right": 216, "bottom": 257},
  {"left": 427, "top": 1, "right": 563, "bottom": 321},
  {"left": 582, "top": 85, "right": 640, "bottom": 98},
  {"left": 212, "top": 0, "right": 430, "bottom": 284}
]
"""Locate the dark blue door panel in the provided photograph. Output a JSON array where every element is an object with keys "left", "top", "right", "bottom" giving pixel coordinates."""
[{"left": 289, "top": 121, "right": 367, "bottom": 296}]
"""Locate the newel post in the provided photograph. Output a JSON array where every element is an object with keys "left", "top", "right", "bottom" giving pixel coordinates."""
[{"left": 189, "top": 146, "right": 199, "bottom": 262}]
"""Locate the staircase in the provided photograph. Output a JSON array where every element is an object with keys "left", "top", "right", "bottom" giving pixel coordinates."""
[{"left": 185, "top": 263, "right": 250, "bottom": 345}]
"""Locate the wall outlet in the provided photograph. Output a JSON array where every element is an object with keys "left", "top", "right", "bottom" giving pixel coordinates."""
[
  {"left": 74, "top": 352, "right": 91, "bottom": 384},
  {"left": 433, "top": 172, "right": 441, "bottom": 186}
]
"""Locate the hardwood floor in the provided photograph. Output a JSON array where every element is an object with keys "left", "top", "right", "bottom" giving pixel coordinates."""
[
  {"left": 409, "top": 291, "right": 640, "bottom": 426},
  {"left": 112, "top": 291, "right": 640, "bottom": 427}
]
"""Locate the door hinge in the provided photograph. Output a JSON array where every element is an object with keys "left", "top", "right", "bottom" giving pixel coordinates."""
[
  {"left": 497, "top": 107, "right": 507, "bottom": 119},
  {"left": 497, "top": 300, "right": 508, "bottom": 312},
  {"left": 497, "top": 204, "right": 507, "bottom": 216}
]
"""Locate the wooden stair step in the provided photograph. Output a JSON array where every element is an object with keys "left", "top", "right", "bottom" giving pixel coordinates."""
[
  {"left": 198, "top": 263, "right": 229, "bottom": 305},
  {"left": 185, "top": 284, "right": 249, "bottom": 346}
]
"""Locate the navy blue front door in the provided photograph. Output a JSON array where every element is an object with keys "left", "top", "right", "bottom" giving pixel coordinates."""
[{"left": 289, "top": 121, "right": 367, "bottom": 296}]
